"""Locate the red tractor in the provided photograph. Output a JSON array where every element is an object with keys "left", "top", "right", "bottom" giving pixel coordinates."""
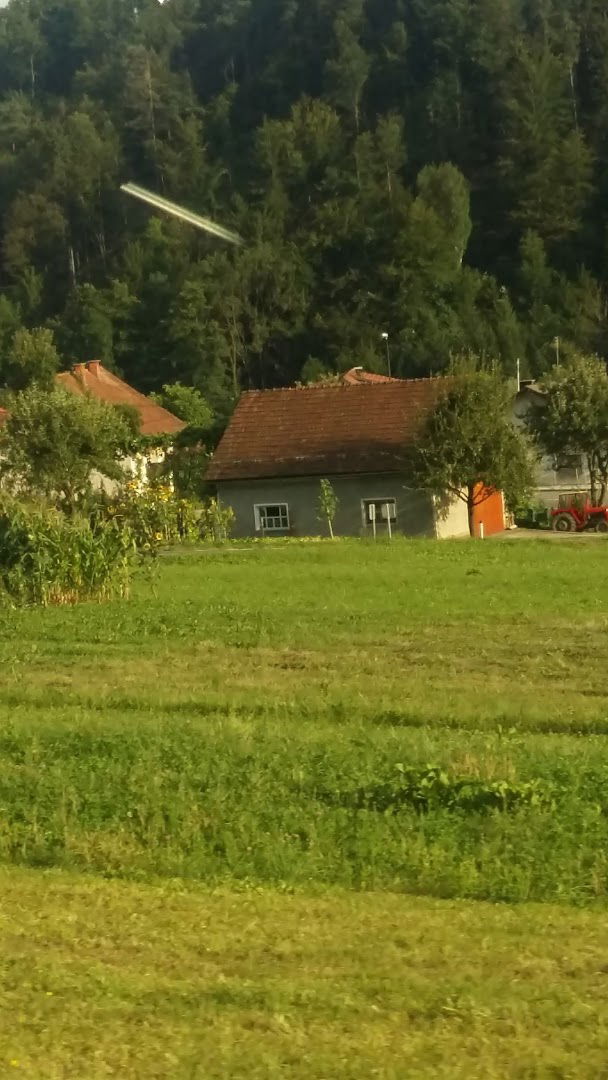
[{"left": 551, "top": 498, "right": 608, "bottom": 533}]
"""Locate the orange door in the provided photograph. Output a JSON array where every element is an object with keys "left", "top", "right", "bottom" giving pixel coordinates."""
[{"left": 473, "top": 488, "right": 505, "bottom": 537}]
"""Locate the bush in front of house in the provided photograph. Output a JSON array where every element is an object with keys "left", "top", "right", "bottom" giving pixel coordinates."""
[
  {"left": 95, "top": 481, "right": 198, "bottom": 553},
  {"left": 94, "top": 483, "right": 234, "bottom": 552},
  {"left": 0, "top": 499, "right": 134, "bottom": 606}
]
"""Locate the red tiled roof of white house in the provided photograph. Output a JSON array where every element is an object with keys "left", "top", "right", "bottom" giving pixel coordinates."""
[
  {"left": 340, "top": 367, "right": 402, "bottom": 384},
  {"left": 207, "top": 377, "right": 447, "bottom": 482},
  {"left": 55, "top": 362, "right": 185, "bottom": 437}
]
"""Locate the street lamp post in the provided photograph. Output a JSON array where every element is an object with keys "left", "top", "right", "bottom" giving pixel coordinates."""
[{"left": 381, "top": 331, "right": 391, "bottom": 377}]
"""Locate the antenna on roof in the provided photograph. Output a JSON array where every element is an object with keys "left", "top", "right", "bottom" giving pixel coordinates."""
[{"left": 120, "top": 182, "right": 244, "bottom": 247}]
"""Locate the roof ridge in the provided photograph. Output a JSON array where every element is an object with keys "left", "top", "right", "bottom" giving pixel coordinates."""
[{"left": 240, "top": 375, "right": 446, "bottom": 396}]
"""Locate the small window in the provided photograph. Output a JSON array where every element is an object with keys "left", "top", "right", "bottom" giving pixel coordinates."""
[
  {"left": 362, "top": 498, "right": 397, "bottom": 524},
  {"left": 554, "top": 454, "right": 583, "bottom": 483},
  {"left": 254, "top": 503, "right": 290, "bottom": 532},
  {"left": 554, "top": 453, "right": 582, "bottom": 472}
]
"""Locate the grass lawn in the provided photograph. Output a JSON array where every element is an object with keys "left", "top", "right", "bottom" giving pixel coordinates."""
[
  {"left": 2, "top": 538, "right": 608, "bottom": 1075},
  {"left": 3, "top": 867, "right": 608, "bottom": 1079},
  {"left": 2, "top": 536, "right": 608, "bottom": 732}
]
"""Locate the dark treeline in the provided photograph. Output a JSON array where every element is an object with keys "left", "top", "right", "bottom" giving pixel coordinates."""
[{"left": 0, "top": 0, "right": 606, "bottom": 414}]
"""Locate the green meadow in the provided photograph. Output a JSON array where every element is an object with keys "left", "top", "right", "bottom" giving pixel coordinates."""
[{"left": 2, "top": 538, "right": 608, "bottom": 1076}]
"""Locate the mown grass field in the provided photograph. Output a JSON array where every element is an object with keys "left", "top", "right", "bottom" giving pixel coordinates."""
[
  {"left": 2, "top": 537, "right": 608, "bottom": 1076},
  {"left": 3, "top": 867, "right": 608, "bottom": 1079}
]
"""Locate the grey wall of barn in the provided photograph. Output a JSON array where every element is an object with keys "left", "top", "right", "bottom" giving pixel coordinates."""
[
  {"left": 513, "top": 388, "right": 591, "bottom": 506},
  {"left": 216, "top": 474, "right": 438, "bottom": 538}
]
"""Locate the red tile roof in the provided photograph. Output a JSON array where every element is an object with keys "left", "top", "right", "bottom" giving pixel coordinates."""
[
  {"left": 0, "top": 407, "right": 8, "bottom": 427},
  {"left": 56, "top": 362, "right": 185, "bottom": 437},
  {"left": 341, "top": 367, "right": 401, "bottom": 384},
  {"left": 207, "top": 379, "right": 446, "bottom": 481}
]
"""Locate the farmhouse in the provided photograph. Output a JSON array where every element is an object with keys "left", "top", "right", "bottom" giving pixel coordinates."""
[
  {"left": 55, "top": 361, "right": 185, "bottom": 488},
  {"left": 207, "top": 373, "right": 505, "bottom": 538},
  {"left": 0, "top": 363, "right": 185, "bottom": 490}
]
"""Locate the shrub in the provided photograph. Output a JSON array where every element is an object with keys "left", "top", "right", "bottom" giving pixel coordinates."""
[
  {"left": 96, "top": 481, "right": 198, "bottom": 553},
  {"left": 95, "top": 485, "right": 234, "bottom": 551},
  {"left": 317, "top": 765, "right": 554, "bottom": 815},
  {"left": 513, "top": 504, "right": 550, "bottom": 529},
  {"left": 0, "top": 500, "right": 133, "bottom": 606}
]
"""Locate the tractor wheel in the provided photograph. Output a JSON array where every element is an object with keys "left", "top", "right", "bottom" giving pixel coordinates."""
[
  {"left": 552, "top": 512, "right": 576, "bottom": 532},
  {"left": 596, "top": 519, "right": 608, "bottom": 533}
]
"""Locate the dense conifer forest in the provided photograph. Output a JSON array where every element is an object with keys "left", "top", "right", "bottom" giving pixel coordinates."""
[{"left": 0, "top": 0, "right": 606, "bottom": 413}]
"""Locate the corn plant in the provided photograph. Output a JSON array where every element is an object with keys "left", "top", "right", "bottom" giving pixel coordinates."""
[
  {"left": 198, "top": 498, "right": 235, "bottom": 543},
  {"left": 0, "top": 499, "right": 134, "bottom": 606}
]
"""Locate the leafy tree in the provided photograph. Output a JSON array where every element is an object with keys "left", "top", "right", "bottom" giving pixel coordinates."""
[
  {"left": 325, "top": 0, "right": 370, "bottom": 132},
  {"left": 416, "top": 164, "right": 472, "bottom": 271},
  {"left": 501, "top": 46, "right": 579, "bottom": 242},
  {"left": 299, "top": 358, "right": 334, "bottom": 384},
  {"left": 3, "top": 192, "right": 67, "bottom": 285},
  {"left": 527, "top": 352, "right": 608, "bottom": 504},
  {"left": 151, "top": 382, "right": 214, "bottom": 431},
  {"left": 1, "top": 327, "right": 60, "bottom": 391},
  {"left": 0, "top": 296, "right": 23, "bottom": 362},
  {"left": 408, "top": 361, "right": 535, "bottom": 536},
  {"left": 0, "top": 385, "right": 135, "bottom": 510},
  {"left": 317, "top": 478, "right": 339, "bottom": 537},
  {"left": 150, "top": 383, "right": 216, "bottom": 499},
  {"left": 55, "top": 284, "right": 114, "bottom": 366}
]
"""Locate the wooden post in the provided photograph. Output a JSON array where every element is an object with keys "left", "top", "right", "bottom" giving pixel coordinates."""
[{"left": 385, "top": 504, "right": 392, "bottom": 541}]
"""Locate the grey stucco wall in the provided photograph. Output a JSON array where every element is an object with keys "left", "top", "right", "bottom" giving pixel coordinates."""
[
  {"left": 217, "top": 474, "right": 437, "bottom": 538},
  {"left": 514, "top": 389, "right": 590, "bottom": 507}
]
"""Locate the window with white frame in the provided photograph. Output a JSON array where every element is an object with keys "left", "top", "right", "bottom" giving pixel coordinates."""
[
  {"left": 362, "top": 498, "right": 397, "bottom": 525},
  {"left": 254, "top": 503, "right": 290, "bottom": 532}
]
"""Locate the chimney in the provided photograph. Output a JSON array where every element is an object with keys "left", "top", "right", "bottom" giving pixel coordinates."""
[
  {"left": 87, "top": 361, "right": 101, "bottom": 376},
  {"left": 73, "top": 363, "right": 86, "bottom": 377}
]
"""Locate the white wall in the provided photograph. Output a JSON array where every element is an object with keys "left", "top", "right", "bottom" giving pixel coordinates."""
[
  {"left": 433, "top": 494, "right": 470, "bottom": 539},
  {"left": 88, "top": 447, "right": 171, "bottom": 497}
]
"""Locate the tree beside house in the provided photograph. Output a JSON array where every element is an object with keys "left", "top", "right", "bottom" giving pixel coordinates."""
[
  {"left": 408, "top": 363, "right": 535, "bottom": 536},
  {"left": 523, "top": 352, "right": 608, "bottom": 506}
]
